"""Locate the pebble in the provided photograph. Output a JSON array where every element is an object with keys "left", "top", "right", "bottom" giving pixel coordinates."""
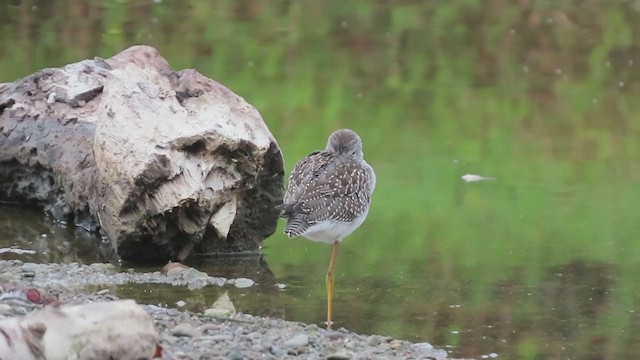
[
  {"left": 172, "top": 322, "right": 197, "bottom": 337},
  {"left": 368, "top": 334, "right": 383, "bottom": 346},
  {"left": 202, "top": 335, "right": 233, "bottom": 342},
  {"left": 283, "top": 333, "right": 309, "bottom": 348},
  {"left": 270, "top": 345, "right": 286, "bottom": 357},
  {"left": 328, "top": 351, "right": 353, "bottom": 360},
  {"left": 231, "top": 277, "right": 255, "bottom": 288},
  {"left": 225, "top": 348, "right": 243, "bottom": 360}
]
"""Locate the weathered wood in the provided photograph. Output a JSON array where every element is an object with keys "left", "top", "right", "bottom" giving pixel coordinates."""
[
  {"left": 0, "top": 300, "right": 158, "bottom": 360},
  {"left": 0, "top": 45, "right": 284, "bottom": 261}
]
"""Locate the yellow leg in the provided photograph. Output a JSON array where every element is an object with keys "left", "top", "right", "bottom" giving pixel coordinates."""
[{"left": 326, "top": 241, "right": 339, "bottom": 329}]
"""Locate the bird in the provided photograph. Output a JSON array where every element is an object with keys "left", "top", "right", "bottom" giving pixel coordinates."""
[{"left": 277, "top": 129, "right": 376, "bottom": 329}]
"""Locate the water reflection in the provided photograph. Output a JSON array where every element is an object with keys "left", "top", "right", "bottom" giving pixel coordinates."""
[
  {"left": 0, "top": 205, "right": 112, "bottom": 263},
  {"left": 0, "top": 204, "right": 638, "bottom": 358}
]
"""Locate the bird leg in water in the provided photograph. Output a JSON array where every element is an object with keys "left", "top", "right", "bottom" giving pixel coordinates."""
[{"left": 326, "top": 241, "right": 339, "bottom": 329}]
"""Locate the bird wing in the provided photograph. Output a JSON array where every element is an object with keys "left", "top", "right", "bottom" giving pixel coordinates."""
[
  {"left": 281, "top": 150, "right": 332, "bottom": 211},
  {"left": 282, "top": 153, "right": 374, "bottom": 224}
]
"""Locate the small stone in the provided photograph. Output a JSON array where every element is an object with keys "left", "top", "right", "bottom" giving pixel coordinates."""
[
  {"left": 207, "top": 335, "right": 233, "bottom": 342},
  {"left": 225, "top": 348, "right": 243, "bottom": 360},
  {"left": 232, "top": 277, "right": 254, "bottom": 288},
  {"left": 176, "top": 300, "right": 186, "bottom": 307},
  {"left": 89, "top": 263, "right": 117, "bottom": 272},
  {"left": 411, "top": 342, "right": 434, "bottom": 351},
  {"left": 172, "top": 322, "right": 197, "bottom": 337},
  {"left": 204, "top": 291, "right": 235, "bottom": 317},
  {"left": 328, "top": 351, "right": 352, "bottom": 360},
  {"left": 198, "top": 323, "right": 221, "bottom": 333},
  {"left": 204, "top": 308, "right": 233, "bottom": 318},
  {"left": 21, "top": 271, "right": 36, "bottom": 278},
  {"left": 182, "top": 268, "right": 209, "bottom": 281},
  {"left": 270, "top": 345, "right": 286, "bottom": 357},
  {"left": 367, "top": 335, "right": 383, "bottom": 346},
  {"left": 283, "top": 333, "right": 309, "bottom": 348},
  {"left": 0, "top": 304, "right": 12, "bottom": 315},
  {"left": 305, "top": 323, "right": 320, "bottom": 331}
]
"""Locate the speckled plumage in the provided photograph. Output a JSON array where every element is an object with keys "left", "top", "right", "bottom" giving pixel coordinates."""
[{"left": 279, "top": 129, "right": 376, "bottom": 243}]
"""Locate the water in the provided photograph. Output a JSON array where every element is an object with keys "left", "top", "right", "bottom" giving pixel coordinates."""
[{"left": 2, "top": 1, "right": 640, "bottom": 359}]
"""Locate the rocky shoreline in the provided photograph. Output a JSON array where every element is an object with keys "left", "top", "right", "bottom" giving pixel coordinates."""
[{"left": 0, "top": 260, "right": 451, "bottom": 359}]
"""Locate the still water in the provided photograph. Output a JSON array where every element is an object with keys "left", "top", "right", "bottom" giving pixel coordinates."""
[{"left": 2, "top": 1, "right": 640, "bottom": 359}]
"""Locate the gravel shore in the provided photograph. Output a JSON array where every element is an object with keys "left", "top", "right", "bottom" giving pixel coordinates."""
[{"left": 0, "top": 260, "right": 451, "bottom": 359}]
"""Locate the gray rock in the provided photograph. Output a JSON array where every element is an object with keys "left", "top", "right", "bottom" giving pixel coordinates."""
[
  {"left": 367, "top": 334, "right": 383, "bottom": 346},
  {"left": 327, "top": 352, "right": 353, "bottom": 360},
  {"left": 232, "top": 277, "right": 255, "bottom": 288},
  {"left": 226, "top": 348, "right": 244, "bottom": 360},
  {"left": 412, "top": 342, "right": 434, "bottom": 351},
  {"left": 202, "top": 335, "right": 233, "bottom": 342},
  {"left": 283, "top": 333, "right": 309, "bottom": 348},
  {"left": 270, "top": 345, "right": 286, "bottom": 357},
  {"left": 172, "top": 322, "right": 198, "bottom": 337}
]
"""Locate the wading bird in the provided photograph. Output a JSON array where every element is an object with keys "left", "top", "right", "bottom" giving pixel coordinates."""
[{"left": 278, "top": 129, "right": 376, "bottom": 328}]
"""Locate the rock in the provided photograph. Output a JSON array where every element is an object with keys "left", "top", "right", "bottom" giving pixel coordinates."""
[
  {"left": 204, "top": 291, "right": 236, "bottom": 318},
  {"left": 204, "top": 334, "right": 233, "bottom": 342},
  {"left": 412, "top": 342, "right": 434, "bottom": 351},
  {"left": 231, "top": 277, "right": 255, "bottom": 288},
  {"left": 172, "top": 322, "right": 197, "bottom": 337},
  {"left": 225, "top": 348, "right": 244, "bottom": 360},
  {"left": 88, "top": 263, "right": 117, "bottom": 272},
  {"left": 367, "top": 334, "right": 383, "bottom": 346},
  {"left": 162, "top": 261, "right": 190, "bottom": 274},
  {"left": 270, "top": 345, "right": 286, "bottom": 357},
  {"left": 327, "top": 351, "right": 353, "bottom": 360},
  {"left": 283, "top": 333, "right": 309, "bottom": 348},
  {"left": 0, "top": 300, "right": 158, "bottom": 360},
  {"left": 0, "top": 45, "right": 285, "bottom": 262}
]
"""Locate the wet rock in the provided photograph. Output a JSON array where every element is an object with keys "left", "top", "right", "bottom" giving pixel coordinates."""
[
  {"left": 230, "top": 277, "right": 255, "bottom": 288},
  {"left": 204, "top": 291, "right": 236, "bottom": 318},
  {"left": 162, "top": 261, "right": 190, "bottom": 274}
]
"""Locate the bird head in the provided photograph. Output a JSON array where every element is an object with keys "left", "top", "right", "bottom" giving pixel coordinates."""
[{"left": 326, "top": 129, "right": 363, "bottom": 157}]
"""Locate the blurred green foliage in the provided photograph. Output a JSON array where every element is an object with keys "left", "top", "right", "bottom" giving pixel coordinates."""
[{"left": 2, "top": 0, "right": 640, "bottom": 358}]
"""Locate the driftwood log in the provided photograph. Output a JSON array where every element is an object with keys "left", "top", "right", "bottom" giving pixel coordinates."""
[{"left": 0, "top": 45, "right": 284, "bottom": 261}]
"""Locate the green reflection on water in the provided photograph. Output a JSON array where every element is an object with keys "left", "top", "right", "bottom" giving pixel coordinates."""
[{"left": 2, "top": 0, "right": 640, "bottom": 358}]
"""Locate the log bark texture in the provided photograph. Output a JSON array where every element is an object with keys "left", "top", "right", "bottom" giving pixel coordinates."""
[{"left": 0, "top": 45, "right": 284, "bottom": 261}]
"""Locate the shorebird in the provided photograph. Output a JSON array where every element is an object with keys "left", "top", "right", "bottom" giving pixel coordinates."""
[{"left": 278, "top": 129, "right": 376, "bottom": 328}]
